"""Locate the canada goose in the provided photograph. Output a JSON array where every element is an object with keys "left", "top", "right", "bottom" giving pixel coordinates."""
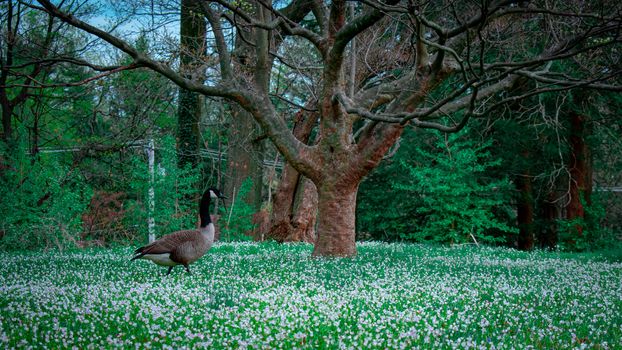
[{"left": 131, "top": 188, "right": 226, "bottom": 275}]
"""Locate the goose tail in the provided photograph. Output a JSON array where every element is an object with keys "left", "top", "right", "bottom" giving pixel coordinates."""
[{"left": 131, "top": 246, "right": 146, "bottom": 261}]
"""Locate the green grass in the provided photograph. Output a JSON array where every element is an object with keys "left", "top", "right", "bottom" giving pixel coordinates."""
[{"left": 1, "top": 242, "right": 621, "bottom": 349}]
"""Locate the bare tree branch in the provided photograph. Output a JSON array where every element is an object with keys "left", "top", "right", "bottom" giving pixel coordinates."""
[
  {"left": 211, "top": 0, "right": 326, "bottom": 54},
  {"left": 330, "top": 0, "right": 400, "bottom": 65},
  {"left": 1, "top": 63, "right": 140, "bottom": 89},
  {"left": 202, "top": 5, "right": 233, "bottom": 80}
]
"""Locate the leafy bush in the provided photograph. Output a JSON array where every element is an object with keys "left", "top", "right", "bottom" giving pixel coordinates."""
[
  {"left": 557, "top": 191, "right": 619, "bottom": 252},
  {"left": 0, "top": 145, "right": 91, "bottom": 250},
  {"left": 394, "top": 132, "right": 517, "bottom": 244},
  {"left": 357, "top": 129, "right": 426, "bottom": 240}
]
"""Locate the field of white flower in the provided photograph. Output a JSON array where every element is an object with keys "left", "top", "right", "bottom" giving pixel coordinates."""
[{"left": 1, "top": 242, "right": 621, "bottom": 349}]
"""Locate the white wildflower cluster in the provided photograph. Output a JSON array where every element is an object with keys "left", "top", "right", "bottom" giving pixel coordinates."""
[{"left": 0, "top": 243, "right": 620, "bottom": 349}]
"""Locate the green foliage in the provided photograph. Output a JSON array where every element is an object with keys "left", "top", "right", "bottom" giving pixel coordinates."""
[
  {"left": 394, "top": 132, "right": 517, "bottom": 244},
  {"left": 0, "top": 144, "right": 91, "bottom": 251},
  {"left": 557, "top": 191, "right": 618, "bottom": 252},
  {"left": 220, "top": 177, "right": 255, "bottom": 241},
  {"left": 127, "top": 135, "right": 200, "bottom": 242},
  {"left": 357, "top": 129, "right": 425, "bottom": 240}
]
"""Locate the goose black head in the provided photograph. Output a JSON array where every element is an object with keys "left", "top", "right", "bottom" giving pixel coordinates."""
[
  {"left": 210, "top": 188, "right": 227, "bottom": 214},
  {"left": 207, "top": 188, "right": 226, "bottom": 200},
  {"left": 199, "top": 188, "right": 227, "bottom": 227},
  {"left": 201, "top": 188, "right": 227, "bottom": 211}
]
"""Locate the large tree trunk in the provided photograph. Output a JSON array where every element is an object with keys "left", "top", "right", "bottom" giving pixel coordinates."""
[
  {"left": 224, "top": 1, "right": 267, "bottom": 210},
  {"left": 268, "top": 172, "right": 318, "bottom": 243},
  {"left": 177, "top": 91, "right": 202, "bottom": 168},
  {"left": 538, "top": 191, "right": 559, "bottom": 249},
  {"left": 289, "top": 178, "right": 318, "bottom": 242},
  {"left": 0, "top": 102, "right": 12, "bottom": 142},
  {"left": 566, "top": 111, "right": 592, "bottom": 237},
  {"left": 516, "top": 174, "right": 535, "bottom": 250},
  {"left": 224, "top": 106, "right": 262, "bottom": 207},
  {"left": 177, "top": 0, "right": 205, "bottom": 169},
  {"left": 268, "top": 163, "right": 299, "bottom": 241},
  {"left": 313, "top": 182, "right": 358, "bottom": 257},
  {"left": 267, "top": 108, "right": 318, "bottom": 242}
]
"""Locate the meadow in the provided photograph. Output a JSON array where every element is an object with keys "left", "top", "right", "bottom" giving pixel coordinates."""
[{"left": 1, "top": 243, "right": 621, "bottom": 349}]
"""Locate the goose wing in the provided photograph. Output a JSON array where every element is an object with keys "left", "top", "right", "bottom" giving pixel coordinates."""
[{"left": 131, "top": 230, "right": 200, "bottom": 259}]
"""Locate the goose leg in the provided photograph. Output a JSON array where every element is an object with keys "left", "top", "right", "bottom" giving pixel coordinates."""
[
  {"left": 166, "top": 266, "right": 174, "bottom": 276},
  {"left": 184, "top": 264, "right": 191, "bottom": 274}
]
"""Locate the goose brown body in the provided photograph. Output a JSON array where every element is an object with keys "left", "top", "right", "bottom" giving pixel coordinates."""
[
  {"left": 131, "top": 188, "right": 224, "bottom": 275},
  {"left": 131, "top": 226, "right": 214, "bottom": 266}
]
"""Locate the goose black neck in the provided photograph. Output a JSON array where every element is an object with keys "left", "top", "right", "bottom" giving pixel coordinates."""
[{"left": 199, "top": 191, "right": 212, "bottom": 228}]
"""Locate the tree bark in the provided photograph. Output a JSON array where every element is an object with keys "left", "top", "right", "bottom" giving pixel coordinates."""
[
  {"left": 268, "top": 162, "right": 299, "bottom": 241},
  {"left": 0, "top": 102, "right": 12, "bottom": 142},
  {"left": 223, "top": 0, "right": 268, "bottom": 210},
  {"left": 566, "top": 111, "right": 592, "bottom": 237},
  {"left": 289, "top": 177, "right": 318, "bottom": 242},
  {"left": 177, "top": 0, "right": 205, "bottom": 169},
  {"left": 538, "top": 191, "right": 559, "bottom": 249},
  {"left": 224, "top": 105, "right": 258, "bottom": 202},
  {"left": 177, "top": 91, "right": 202, "bottom": 168},
  {"left": 268, "top": 172, "right": 318, "bottom": 243},
  {"left": 313, "top": 182, "right": 358, "bottom": 257},
  {"left": 515, "top": 174, "right": 535, "bottom": 250},
  {"left": 267, "top": 108, "right": 318, "bottom": 242}
]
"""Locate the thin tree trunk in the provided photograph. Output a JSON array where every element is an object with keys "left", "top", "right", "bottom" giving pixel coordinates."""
[
  {"left": 31, "top": 104, "right": 40, "bottom": 157},
  {"left": 0, "top": 0, "right": 14, "bottom": 143},
  {"left": 224, "top": 120, "right": 264, "bottom": 212},
  {"left": 225, "top": 107, "right": 253, "bottom": 189},
  {"left": 251, "top": 139, "right": 265, "bottom": 210},
  {"left": 177, "top": 91, "right": 202, "bottom": 168}
]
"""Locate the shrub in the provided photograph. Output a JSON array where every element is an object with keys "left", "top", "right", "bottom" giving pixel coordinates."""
[
  {"left": 557, "top": 191, "right": 620, "bottom": 252},
  {"left": 394, "top": 132, "right": 517, "bottom": 244},
  {"left": 0, "top": 145, "right": 91, "bottom": 250}
]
